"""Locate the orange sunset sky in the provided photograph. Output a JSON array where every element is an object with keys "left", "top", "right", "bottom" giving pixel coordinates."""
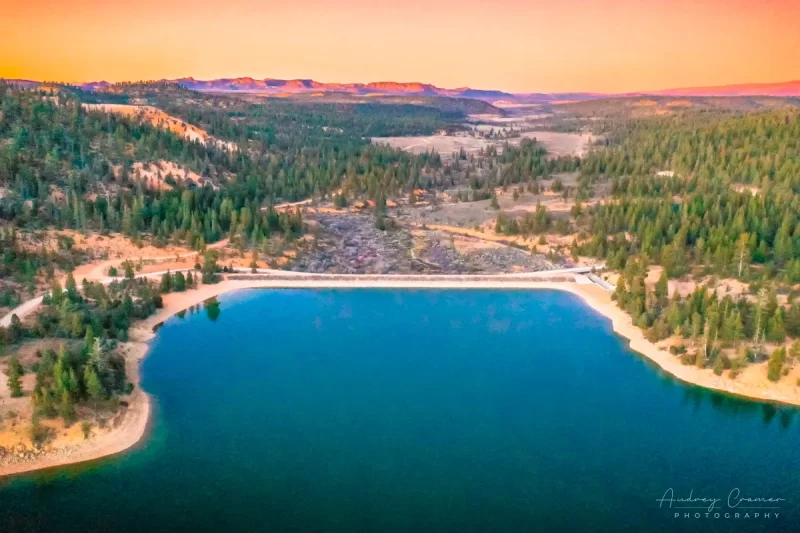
[{"left": 2, "top": 0, "right": 799, "bottom": 93}]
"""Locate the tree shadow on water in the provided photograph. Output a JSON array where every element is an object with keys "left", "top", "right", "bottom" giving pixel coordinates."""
[
  {"left": 204, "top": 297, "right": 221, "bottom": 322},
  {"left": 679, "top": 386, "right": 798, "bottom": 430}
]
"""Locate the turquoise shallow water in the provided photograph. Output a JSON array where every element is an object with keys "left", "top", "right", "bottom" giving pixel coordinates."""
[{"left": 1, "top": 289, "right": 798, "bottom": 532}]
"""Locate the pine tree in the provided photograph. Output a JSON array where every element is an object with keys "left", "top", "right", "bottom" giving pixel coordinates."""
[
  {"left": 767, "top": 311, "right": 786, "bottom": 343},
  {"left": 67, "top": 368, "right": 80, "bottom": 396},
  {"left": 40, "top": 389, "right": 56, "bottom": 417},
  {"left": 84, "top": 365, "right": 106, "bottom": 401},
  {"left": 732, "top": 311, "right": 744, "bottom": 346},
  {"left": 65, "top": 272, "right": 78, "bottom": 301},
  {"left": 50, "top": 280, "right": 64, "bottom": 305},
  {"left": 7, "top": 357, "right": 23, "bottom": 398},
  {"left": 752, "top": 288, "right": 768, "bottom": 353},
  {"left": 767, "top": 347, "right": 787, "bottom": 382},
  {"left": 713, "top": 354, "right": 725, "bottom": 376},
  {"left": 124, "top": 261, "right": 135, "bottom": 279},
  {"left": 160, "top": 271, "right": 173, "bottom": 293},
  {"left": 655, "top": 271, "right": 668, "bottom": 307},
  {"left": 88, "top": 338, "right": 102, "bottom": 366},
  {"left": 697, "top": 321, "right": 710, "bottom": 368},
  {"left": 735, "top": 233, "right": 750, "bottom": 278},
  {"left": 790, "top": 339, "right": 800, "bottom": 365},
  {"left": 201, "top": 251, "right": 220, "bottom": 284},
  {"left": 173, "top": 271, "right": 186, "bottom": 292},
  {"left": 59, "top": 389, "right": 77, "bottom": 424}
]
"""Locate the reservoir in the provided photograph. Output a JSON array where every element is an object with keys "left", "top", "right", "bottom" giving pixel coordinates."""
[{"left": 1, "top": 289, "right": 797, "bottom": 532}]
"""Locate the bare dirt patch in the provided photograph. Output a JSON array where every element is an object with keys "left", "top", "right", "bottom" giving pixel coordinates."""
[
  {"left": 128, "top": 160, "right": 221, "bottom": 191},
  {"left": 518, "top": 131, "right": 596, "bottom": 158},
  {"left": 732, "top": 184, "right": 761, "bottom": 196},
  {"left": 62, "top": 232, "right": 197, "bottom": 263},
  {"left": 411, "top": 228, "right": 557, "bottom": 272},
  {"left": 451, "top": 236, "right": 504, "bottom": 254},
  {"left": 372, "top": 133, "right": 490, "bottom": 158},
  {"left": 645, "top": 266, "right": 753, "bottom": 300},
  {"left": 373, "top": 130, "right": 596, "bottom": 160},
  {"left": 401, "top": 176, "right": 610, "bottom": 232}
]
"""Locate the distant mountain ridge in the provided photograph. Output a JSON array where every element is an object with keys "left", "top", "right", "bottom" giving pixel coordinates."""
[
  {"left": 168, "top": 76, "right": 524, "bottom": 100},
  {"left": 4, "top": 77, "right": 800, "bottom": 102},
  {"left": 165, "top": 77, "right": 800, "bottom": 101},
  {"left": 650, "top": 80, "right": 800, "bottom": 97}
]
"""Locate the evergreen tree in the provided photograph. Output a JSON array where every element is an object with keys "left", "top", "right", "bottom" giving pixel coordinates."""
[
  {"left": 59, "top": 389, "right": 77, "bottom": 424},
  {"left": 65, "top": 272, "right": 78, "bottom": 302},
  {"left": 201, "top": 250, "right": 220, "bottom": 284},
  {"left": 767, "top": 311, "right": 786, "bottom": 343},
  {"left": 7, "top": 357, "right": 24, "bottom": 398},
  {"left": 50, "top": 280, "right": 64, "bottom": 305},
  {"left": 767, "top": 347, "right": 787, "bottom": 382},
  {"left": 173, "top": 271, "right": 186, "bottom": 292},
  {"left": 159, "top": 271, "right": 173, "bottom": 293},
  {"left": 84, "top": 365, "right": 106, "bottom": 401}
]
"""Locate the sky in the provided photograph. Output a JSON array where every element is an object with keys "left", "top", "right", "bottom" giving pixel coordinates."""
[{"left": 2, "top": 0, "right": 799, "bottom": 93}]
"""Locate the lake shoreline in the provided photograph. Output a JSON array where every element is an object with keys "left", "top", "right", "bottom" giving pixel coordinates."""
[{"left": 3, "top": 277, "right": 799, "bottom": 478}]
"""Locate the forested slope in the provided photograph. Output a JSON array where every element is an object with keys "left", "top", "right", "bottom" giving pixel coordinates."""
[
  {"left": 581, "top": 110, "right": 800, "bottom": 374},
  {"left": 484, "top": 107, "right": 800, "bottom": 376},
  {"left": 579, "top": 110, "right": 800, "bottom": 278},
  {"left": 0, "top": 82, "right": 450, "bottom": 247}
]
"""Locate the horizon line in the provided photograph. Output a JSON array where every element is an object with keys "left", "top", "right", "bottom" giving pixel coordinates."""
[{"left": 4, "top": 76, "right": 800, "bottom": 97}]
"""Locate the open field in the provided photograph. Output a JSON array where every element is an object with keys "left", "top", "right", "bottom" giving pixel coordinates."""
[
  {"left": 371, "top": 133, "right": 490, "bottom": 157},
  {"left": 519, "top": 131, "right": 596, "bottom": 157},
  {"left": 372, "top": 130, "right": 595, "bottom": 158},
  {"left": 467, "top": 112, "right": 552, "bottom": 124}
]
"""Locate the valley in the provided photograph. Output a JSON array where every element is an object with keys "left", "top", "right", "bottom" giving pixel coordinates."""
[{"left": 2, "top": 77, "right": 800, "bottom": 482}]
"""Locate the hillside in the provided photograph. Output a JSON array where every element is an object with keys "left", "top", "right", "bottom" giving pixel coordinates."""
[{"left": 552, "top": 95, "right": 800, "bottom": 123}]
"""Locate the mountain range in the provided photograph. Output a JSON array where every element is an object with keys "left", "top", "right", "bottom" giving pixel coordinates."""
[
  {"left": 5, "top": 77, "right": 800, "bottom": 103},
  {"left": 171, "top": 77, "right": 800, "bottom": 102},
  {"left": 167, "top": 77, "right": 607, "bottom": 103},
  {"left": 647, "top": 80, "right": 800, "bottom": 98}
]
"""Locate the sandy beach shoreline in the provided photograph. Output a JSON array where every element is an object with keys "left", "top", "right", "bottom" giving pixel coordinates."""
[
  {"left": 0, "top": 341, "right": 152, "bottom": 479},
  {"left": 3, "top": 276, "right": 799, "bottom": 478}
]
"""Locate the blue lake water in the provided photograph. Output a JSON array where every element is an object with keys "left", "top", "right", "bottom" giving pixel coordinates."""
[{"left": 1, "top": 289, "right": 798, "bottom": 532}]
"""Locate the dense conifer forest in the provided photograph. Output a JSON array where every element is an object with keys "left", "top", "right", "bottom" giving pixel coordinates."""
[
  {"left": 490, "top": 108, "right": 800, "bottom": 374},
  {"left": 4, "top": 79, "right": 800, "bottom": 386},
  {"left": 578, "top": 110, "right": 800, "bottom": 277}
]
